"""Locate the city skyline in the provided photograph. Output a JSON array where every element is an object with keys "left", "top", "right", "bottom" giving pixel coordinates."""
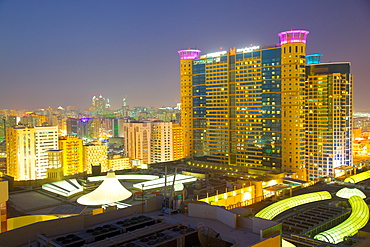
[{"left": 0, "top": 1, "right": 369, "bottom": 110}]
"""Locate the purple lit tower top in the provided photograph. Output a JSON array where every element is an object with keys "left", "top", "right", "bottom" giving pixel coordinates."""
[
  {"left": 278, "top": 30, "right": 309, "bottom": 45},
  {"left": 178, "top": 49, "right": 201, "bottom": 60}
]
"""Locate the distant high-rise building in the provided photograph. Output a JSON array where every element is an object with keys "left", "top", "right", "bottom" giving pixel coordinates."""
[
  {"left": 150, "top": 121, "right": 173, "bottom": 163},
  {"left": 66, "top": 118, "right": 78, "bottom": 136},
  {"left": 88, "top": 118, "right": 101, "bottom": 139},
  {"left": 20, "top": 114, "right": 47, "bottom": 127},
  {"left": 0, "top": 119, "right": 5, "bottom": 140},
  {"left": 105, "top": 98, "right": 111, "bottom": 110},
  {"left": 0, "top": 115, "right": 16, "bottom": 140},
  {"left": 92, "top": 94, "right": 108, "bottom": 114},
  {"left": 49, "top": 114, "right": 61, "bottom": 128},
  {"left": 112, "top": 118, "right": 120, "bottom": 138},
  {"left": 123, "top": 121, "right": 174, "bottom": 164},
  {"left": 5, "top": 116, "right": 17, "bottom": 130},
  {"left": 172, "top": 123, "right": 184, "bottom": 160},
  {"left": 118, "top": 97, "right": 129, "bottom": 118},
  {"left": 100, "top": 118, "right": 114, "bottom": 138},
  {"left": 66, "top": 118, "right": 101, "bottom": 139},
  {"left": 59, "top": 136, "right": 83, "bottom": 176},
  {"left": 66, "top": 106, "right": 79, "bottom": 111},
  {"left": 123, "top": 122, "right": 151, "bottom": 164},
  {"left": 117, "top": 118, "right": 126, "bottom": 137},
  {"left": 178, "top": 30, "right": 353, "bottom": 180},
  {"left": 6, "top": 126, "right": 58, "bottom": 180},
  {"left": 78, "top": 118, "right": 100, "bottom": 139}
]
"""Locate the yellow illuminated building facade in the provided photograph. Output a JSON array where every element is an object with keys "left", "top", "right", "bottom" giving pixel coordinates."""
[
  {"left": 46, "top": 150, "right": 63, "bottom": 180},
  {"left": 6, "top": 126, "right": 58, "bottom": 180},
  {"left": 83, "top": 140, "right": 108, "bottom": 174},
  {"left": 172, "top": 123, "right": 184, "bottom": 160},
  {"left": 0, "top": 179, "right": 8, "bottom": 233},
  {"left": 6, "top": 127, "right": 36, "bottom": 180},
  {"left": 59, "top": 136, "right": 83, "bottom": 176},
  {"left": 179, "top": 30, "right": 353, "bottom": 180},
  {"left": 179, "top": 50, "right": 198, "bottom": 159},
  {"left": 353, "top": 137, "right": 370, "bottom": 158},
  {"left": 280, "top": 31, "right": 308, "bottom": 179},
  {"left": 108, "top": 155, "right": 131, "bottom": 171}
]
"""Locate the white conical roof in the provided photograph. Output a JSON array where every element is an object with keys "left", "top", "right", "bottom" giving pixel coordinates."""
[{"left": 77, "top": 171, "right": 132, "bottom": 205}]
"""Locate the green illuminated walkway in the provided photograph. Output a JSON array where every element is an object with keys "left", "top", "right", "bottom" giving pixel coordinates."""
[
  {"left": 314, "top": 195, "right": 369, "bottom": 244},
  {"left": 255, "top": 191, "right": 332, "bottom": 220},
  {"left": 344, "top": 170, "right": 370, "bottom": 183}
]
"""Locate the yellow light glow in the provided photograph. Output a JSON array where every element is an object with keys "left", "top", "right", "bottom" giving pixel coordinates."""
[
  {"left": 267, "top": 180, "right": 277, "bottom": 187},
  {"left": 282, "top": 239, "right": 296, "bottom": 247},
  {"left": 7, "top": 215, "right": 58, "bottom": 230},
  {"left": 243, "top": 192, "right": 252, "bottom": 201}
]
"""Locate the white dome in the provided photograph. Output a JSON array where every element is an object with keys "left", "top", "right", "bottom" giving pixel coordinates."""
[
  {"left": 336, "top": 187, "right": 366, "bottom": 199},
  {"left": 77, "top": 171, "right": 132, "bottom": 205}
]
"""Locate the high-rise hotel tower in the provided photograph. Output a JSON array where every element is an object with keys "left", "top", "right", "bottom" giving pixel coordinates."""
[
  {"left": 305, "top": 55, "right": 353, "bottom": 179},
  {"left": 178, "top": 30, "right": 353, "bottom": 180}
]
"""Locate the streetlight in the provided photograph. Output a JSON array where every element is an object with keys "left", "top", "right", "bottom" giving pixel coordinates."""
[{"left": 141, "top": 184, "right": 144, "bottom": 215}]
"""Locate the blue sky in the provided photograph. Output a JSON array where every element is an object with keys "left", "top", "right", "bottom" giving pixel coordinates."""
[{"left": 0, "top": 0, "right": 369, "bottom": 110}]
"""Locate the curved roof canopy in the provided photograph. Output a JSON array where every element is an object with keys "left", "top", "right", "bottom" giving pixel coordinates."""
[
  {"left": 344, "top": 170, "right": 370, "bottom": 183},
  {"left": 336, "top": 187, "right": 366, "bottom": 199},
  {"left": 255, "top": 191, "right": 332, "bottom": 220},
  {"left": 314, "top": 196, "right": 369, "bottom": 244},
  {"left": 77, "top": 171, "right": 132, "bottom": 205}
]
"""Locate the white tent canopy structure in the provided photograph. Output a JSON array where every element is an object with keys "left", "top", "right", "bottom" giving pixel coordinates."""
[{"left": 77, "top": 171, "right": 132, "bottom": 205}]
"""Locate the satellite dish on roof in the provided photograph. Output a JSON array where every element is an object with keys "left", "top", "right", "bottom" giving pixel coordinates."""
[{"left": 198, "top": 225, "right": 224, "bottom": 247}]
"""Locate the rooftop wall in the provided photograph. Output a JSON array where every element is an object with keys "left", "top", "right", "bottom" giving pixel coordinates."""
[
  {"left": 0, "top": 196, "right": 162, "bottom": 246},
  {"left": 188, "top": 202, "right": 237, "bottom": 229},
  {"left": 0, "top": 180, "right": 8, "bottom": 202}
]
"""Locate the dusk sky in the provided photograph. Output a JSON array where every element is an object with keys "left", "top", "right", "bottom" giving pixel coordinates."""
[{"left": 0, "top": 0, "right": 369, "bottom": 110}]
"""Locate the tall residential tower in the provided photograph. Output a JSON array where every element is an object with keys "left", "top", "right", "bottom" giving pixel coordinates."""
[
  {"left": 123, "top": 121, "right": 174, "bottom": 164},
  {"left": 305, "top": 57, "right": 353, "bottom": 179}
]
